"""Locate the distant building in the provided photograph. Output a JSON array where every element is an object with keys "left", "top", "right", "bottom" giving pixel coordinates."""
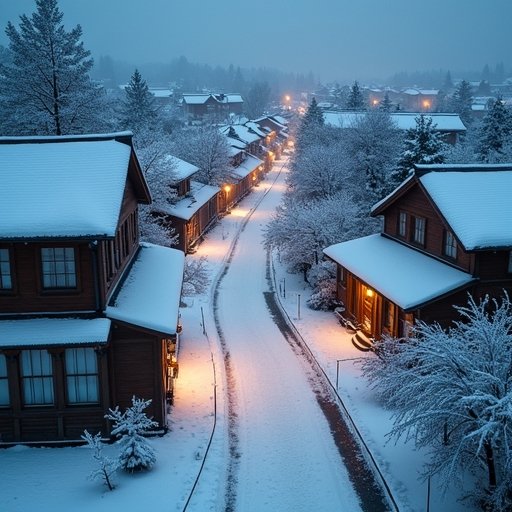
[
  {"left": 181, "top": 93, "right": 244, "bottom": 124},
  {"left": 323, "top": 111, "right": 466, "bottom": 144}
]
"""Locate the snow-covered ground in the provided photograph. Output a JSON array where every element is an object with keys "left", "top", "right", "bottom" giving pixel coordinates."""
[{"left": 0, "top": 157, "right": 476, "bottom": 511}]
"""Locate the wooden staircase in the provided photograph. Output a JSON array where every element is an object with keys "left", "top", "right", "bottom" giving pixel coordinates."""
[{"left": 351, "top": 330, "right": 374, "bottom": 352}]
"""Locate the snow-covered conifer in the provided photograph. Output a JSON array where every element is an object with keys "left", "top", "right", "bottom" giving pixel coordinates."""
[
  {"left": 393, "top": 114, "right": 446, "bottom": 183},
  {"left": 449, "top": 80, "right": 473, "bottom": 125},
  {"left": 346, "top": 81, "right": 366, "bottom": 110},
  {"left": 362, "top": 294, "right": 512, "bottom": 511},
  {"left": 81, "top": 430, "right": 118, "bottom": 491},
  {"left": 0, "top": 0, "right": 103, "bottom": 135},
  {"left": 106, "top": 396, "right": 158, "bottom": 473},
  {"left": 477, "top": 97, "right": 512, "bottom": 163},
  {"left": 121, "top": 69, "right": 157, "bottom": 130}
]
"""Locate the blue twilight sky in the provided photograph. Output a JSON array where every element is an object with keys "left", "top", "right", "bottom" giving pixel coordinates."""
[{"left": 0, "top": 0, "right": 511, "bottom": 82}]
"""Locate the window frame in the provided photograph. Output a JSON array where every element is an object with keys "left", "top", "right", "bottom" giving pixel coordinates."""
[
  {"left": 398, "top": 211, "right": 407, "bottom": 238},
  {"left": 21, "top": 349, "right": 54, "bottom": 406},
  {"left": 0, "top": 248, "right": 13, "bottom": 290},
  {"left": 412, "top": 216, "right": 426, "bottom": 246},
  {"left": 41, "top": 247, "right": 77, "bottom": 290},
  {"left": 443, "top": 230, "right": 457, "bottom": 259},
  {"left": 0, "top": 353, "right": 9, "bottom": 407},
  {"left": 65, "top": 347, "right": 100, "bottom": 405}
]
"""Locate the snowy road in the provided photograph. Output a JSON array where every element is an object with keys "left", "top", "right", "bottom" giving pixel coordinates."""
[{"left": 214, "top": 162, "right": 363, "bottom": 512}]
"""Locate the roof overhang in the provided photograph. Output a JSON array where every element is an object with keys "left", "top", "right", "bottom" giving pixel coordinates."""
[{"left": 323, "top": 234, "right": 476, "bottom": 311}]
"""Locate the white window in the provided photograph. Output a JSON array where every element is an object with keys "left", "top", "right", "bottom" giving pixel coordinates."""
[
  {"left": 398, "top": 211, "right": 407, "bottom": 237},
  {"left": 41, "top": 248, "right": 76, "bottom": 288},
  {"left": 413, "top": 217, "right": 426, "bottom": 245},
  {"left": 65, "top": 348, "right": 99, "bottom": 404},
  {"left": 444, "top": 231, "right": 457, "bottom": 259},
  {"left": 21, "top": 350, "right": 54, "bottom": 405},
  {"left": 0, "top": 354, "right": 9, "bottom": 406},
  {"left": 0, "top": 248, "right": 12, "bottom": 289}
]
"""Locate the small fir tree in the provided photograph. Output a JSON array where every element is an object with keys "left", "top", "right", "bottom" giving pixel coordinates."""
[
  {"left": 302, "top": 97, "right": 324, "bottom": 128},
  {"left": 106, "top": 396, "right": 158, "bottom": 473},
  {"left": 477, "top": 97, "right": 512, "bottom": 162},
  {"left": 379, "top": 92, "right": 393, "bottom": 112},
  {"left": 81, "top": 430, "right": 118, "bottom": 491},
  {"left": 450, "top": 80, "right": 473, "bottom": 125},
  {"left": 346, "top": 81, "right": 365, "bottom": 110},
  {"left": 393, "top": 114, "right": 446, "bottom": 183},
  {"left": 122, "top": 69, "right": 157, "bottom": 130}
]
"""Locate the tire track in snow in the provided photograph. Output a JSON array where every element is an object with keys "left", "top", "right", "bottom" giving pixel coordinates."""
[{"left": 208, "top": 163, "right": 288, "bottom": 512}]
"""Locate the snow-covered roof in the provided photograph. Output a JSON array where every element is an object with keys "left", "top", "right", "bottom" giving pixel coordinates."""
[
  {"left": 244, "top": 121, "right": 267, "bottom": 137},
  {"left": 149, "top": 88, "right": 172, "bottom": 98},
  {"left": 271, "top": 115, "right": 288, "bottom": 126},
  {"left": 323, "top": 111, "right": 466, "bottom": 132},
  {"left": 182, "top": 93, "right": 243, "bottom": 105},
  {"left": 0, "top": 318, "right": 111, "bottom": 348},
  {"left": 324, "top": 234, "right": 475, "bottom": 311},
  {"left": 106, "top": 243, "right": 184, "bottom": 336},
  {"left": 0, "top": 138, "right": 133, "bottom": 239},
  {"left": 417, "top": 165, "right": 512, "bottom": 249},
  {"left": 232, "top": 154, "right": 263, "bottom": 179},
  {"left": 160, "top": 181, "right": 220, "bottom": 221},
  {"left": 182, "top": 94, "right": 211, "bottom": 104},
  {"left": 221, "top": 124, "right": 262, "bottom": 145},
  {"left": 166, "top": 155, "right": 200, "bottom": 182}
]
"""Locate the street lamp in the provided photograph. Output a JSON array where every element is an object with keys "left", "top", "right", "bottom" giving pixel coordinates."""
[{"left": 224, "top": 185, "right": 231, "bottom": 212}]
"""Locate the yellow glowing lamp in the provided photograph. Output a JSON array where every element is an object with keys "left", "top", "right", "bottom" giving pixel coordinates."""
[
  {"left": 366, "top": 288, "right": 374, "bottom": 298},
  {"left": 224, "top": 185, "right": 231, "bottom": 193}
]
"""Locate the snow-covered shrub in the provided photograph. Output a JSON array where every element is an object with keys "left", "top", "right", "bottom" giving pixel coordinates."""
[
  {"left": 361, "top": 294, "right": 512, "bottom": 511},
  {"left": 106, "top": 396, "right": 158, "bottom": 473},
  {"left": 182, "top": 256, "right": 210, "bottom": 296},
  {"left": 307, "top": 261, "right": 340, "bottom": 311},
  {"left": 81, "top": 430, "right": 118, "bottom": 491}
]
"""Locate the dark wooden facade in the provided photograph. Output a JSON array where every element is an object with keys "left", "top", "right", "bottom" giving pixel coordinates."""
[
  {"left": 0, "top": 133, "right": 181, "bottom": 443},
  {"left": 328, "top": 165, "right": 512, "bottom": 344}
]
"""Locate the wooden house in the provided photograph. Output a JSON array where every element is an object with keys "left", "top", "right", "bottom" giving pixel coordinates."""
[
  {"left": 181, "top": 93, "right": 244, "bottom": 124},
  {"left": 324, "top": 164, "right": 512, "bottom": 350},
  {"left": 0, "top": 132, "right": 184, "bottom": 444},
  {"left": 157, "top": 156, "right": 220, "bottom": 253}
]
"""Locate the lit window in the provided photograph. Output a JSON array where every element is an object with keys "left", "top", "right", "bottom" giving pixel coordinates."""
[
  {"left": 41, "top": 248, "right": 76, "bottom": 288},
  {"left": 21, "top": 350, "right": 54, "bottom": 405},
  {"left": 0, "top": 248, "right": 12, "bottom": 289},
  {"left": 65, "top": 348, "right": 99, "bottom": 404},
  {"left": 0, "top": 354, "right": 9, "bottom": 406},
  {"left": 413, "top": 217, "right": 426, "bottom": 245},
  {"left": 398, "top": 211, "right": 407, "bottom": 237},
  {"left": 444, "top": 231, "right": 457, "bottom": 259}
]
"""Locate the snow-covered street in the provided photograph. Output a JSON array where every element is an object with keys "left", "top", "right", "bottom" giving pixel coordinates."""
[{"left": 212, "top": 161, "right": 363, "bottom": 511}]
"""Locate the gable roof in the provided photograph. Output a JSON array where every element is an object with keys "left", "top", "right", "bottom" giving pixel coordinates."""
[
  {"left": 324, "top": 234, "right": 475, "bottom": 311},
  {"left": 0, "top": 132, "right": 150, "bottom": 240},
  {"left": 323, "top": 112, "right": 466, "bottom": 132},
  {"left": 165, "top": 154, "right": 200, "bottom": 182},
  {"left": 372, "top": 164, "right": 512, "bottom": 250},
  {"left": 106, "top": 243, "right": 184, "bottom": 336}
]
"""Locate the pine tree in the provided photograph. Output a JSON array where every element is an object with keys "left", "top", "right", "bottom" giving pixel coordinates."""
[
  {"left": 443, "top": 71, "right": 453, "bottom": 92},
  {"left": 0, "top": 0, "right": 102, "bottom": 135},
  {"left": 302, "top": 97, "right": 324, "bottom": 128},
  {"left": 122, "top": 69, "right": 157, "bottom": 130},
  {"left": 379, "top": 92, "right": 392, "bottom": 112},
  {"left": 450, "top": 80, "right": 473, "bottom": 125},
  {"left": 346, "top": 81, "right": 365, "bottom": 110},
  {"left": 106, "top": 396, "right": 158, "bottom": 473},
  {"left": 477, "top": 97, "right": 512, "bottom": 162},
  {"left": 394, "top": 114, "right": 446, "bottom": 182}
]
